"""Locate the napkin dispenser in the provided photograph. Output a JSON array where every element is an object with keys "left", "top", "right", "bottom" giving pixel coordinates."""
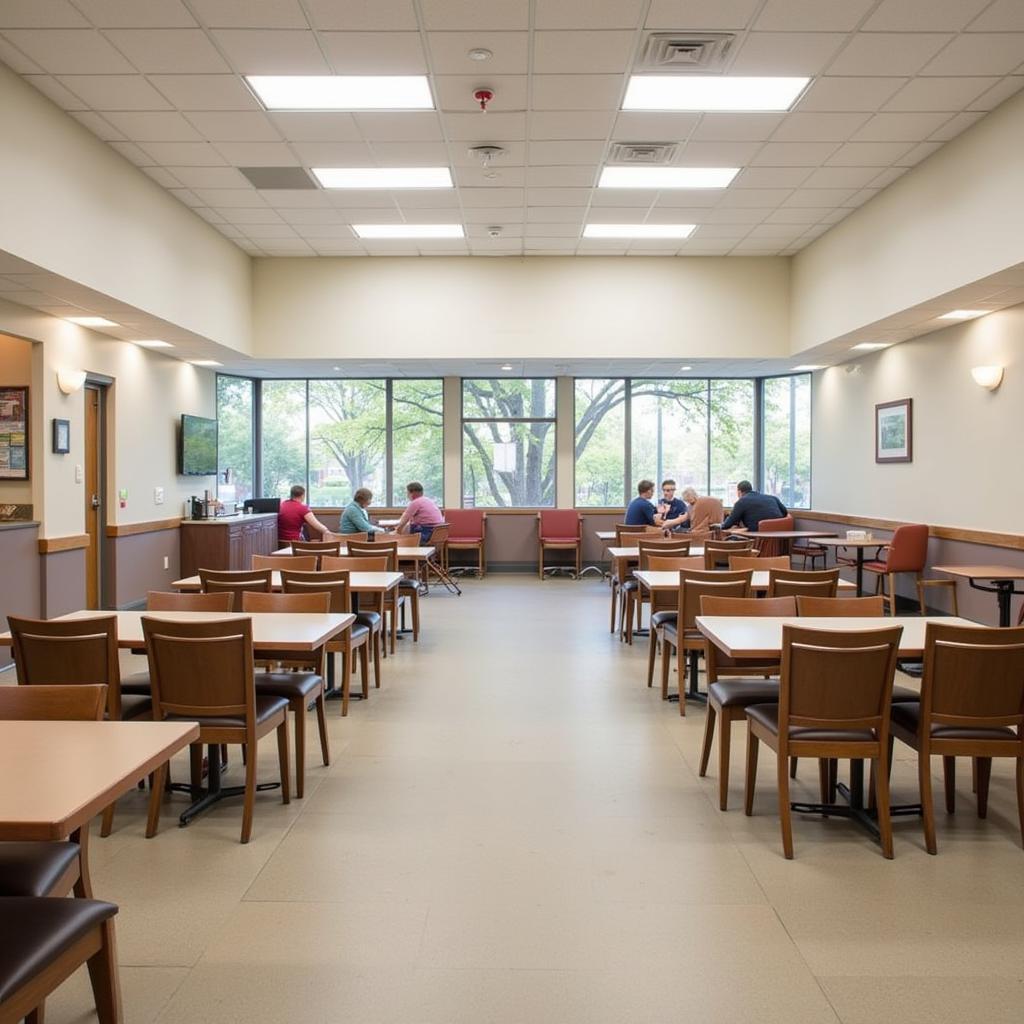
[{"left": 846, "top": 529, "right": 868, "bottom": 540}]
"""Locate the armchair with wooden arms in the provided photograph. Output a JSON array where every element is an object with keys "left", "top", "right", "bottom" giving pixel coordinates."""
[{"left": 537, "top": 509, "right": 582, "bottom": 579}]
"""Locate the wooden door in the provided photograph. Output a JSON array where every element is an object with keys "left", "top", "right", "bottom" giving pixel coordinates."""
[{"left": 84, "top": 386, "right": 101, "bottom": 608}]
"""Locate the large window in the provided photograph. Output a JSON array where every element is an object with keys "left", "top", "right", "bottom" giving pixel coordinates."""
[
  {"left": 216, "top": 375, "right": 254, "bottom": 504},
  {"left": 462, "top": 379, "right": 556, "bottom": 507},
  {"left": 260, "top": 380, "right": 308, "bottom": 500},
  {"left": 391, "top": 379, "right": 443, "bottom": 505},
  {"left": 574, "top": 379, "right": 625, "bottom": 507},
  {"left": 762, "top": 373, "right": 811, "bottom": 509}
]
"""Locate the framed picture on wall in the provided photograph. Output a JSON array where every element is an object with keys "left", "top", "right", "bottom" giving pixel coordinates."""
[
  {"left": 875, "top": 398, "right": 912, "bottom": 463},
  {"left": 0, "top": 386, "right": 29, "bottom": 480},
  {"left": 52, "top": 418, "right": 70, "bottom": 454}
]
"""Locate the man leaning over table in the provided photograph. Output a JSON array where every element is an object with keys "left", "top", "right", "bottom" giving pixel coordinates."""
[
  {"left": 720, "top": 480, "right": 786, "bottom": 533},
  {"left": 624, "top": 480, "right": 663, "bottom": 528},
  {"left": 395, "top": 481, "right": 444, "bottom": 543}
]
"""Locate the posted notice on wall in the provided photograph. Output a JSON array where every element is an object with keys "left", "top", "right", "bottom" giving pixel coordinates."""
[{"left": 0, "top": 387, "right": 28, "bottom": 480}]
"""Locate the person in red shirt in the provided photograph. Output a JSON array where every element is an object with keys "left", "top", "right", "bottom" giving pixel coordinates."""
[{"left": 277, "top": 485, "right": 329, "bottom": 544}]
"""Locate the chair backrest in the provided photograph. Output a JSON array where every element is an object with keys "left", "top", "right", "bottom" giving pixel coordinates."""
[
  {"left": 757, "top": 515, "right": 794, "bottom": 534},
  {"left": 241, "top": 591, "right": 331, "bottom": 614},
  {"left": 322, "top": 554, "right": 390, "bottom": 573},
  {"left": 147, "top": 591, "right": 234, "bottom": 612},
  {"left": 0, "top": 683, "right": 107, "bottom": 721},
  {"left": 392, "top": 534, "right": 421, "bottom": 548},
  {"left": 678, "top": 571, "right": 752, "bottom": 629},
  {"left": 704, "top": 543, "right": 756, "bottom": 569},
  {"left": 637, "top": 537, "right": 690, "bottom": 569},
  {"left": 427, "top": 523, "right": 449, "bottom": 551},
  {"left": 538, "top": 509, "right": 580, "bottom": 539},
  {"left": 280, "top": 569, "right": 353, "bottom": 614},
  {"left": 779, "top": 624, "right": 902, "bottom": 743},
  {"left": 796, "top": 596, "right": 885, "bottom": 617},
  {"left": 767, "top": 568, "right": 840, "bottom": 599},
  {"left": 289, "top": 540, "right": 344, "bottom": 557},
  {"left": 688, "top": 496, "right": 724, "bottom": 535},
  {"left": 198, "top": 569, "right": 273, "bottom": 610},
  {"left": 332, "top": 531, "right": 367, "bottom": 543},
  {"left": 346, "top": 540, "right": 399, "bottom": 570},
  {"left": 921, "top": 623, "right": 1024, "bottom": 733},
  {"left": 885, "top": 523, "right": 929, "bottom": 572},
  {"left": 443, "top": 508, "right": 484, "bottom": 540},
  {"left": 142, "top": 615, "right": 256, "bottom": 727},
  {"left": 646, "top": 554, "right": 705, "bottom": 572},
  {"left": 252, "top": 554, "right": 318, "bottom": 572},
  {"left": 700, "top": 595, "right": 797, "bottom": 617},
  {"left": 729, "top": 555, "right": 789, "bottom": 572}
]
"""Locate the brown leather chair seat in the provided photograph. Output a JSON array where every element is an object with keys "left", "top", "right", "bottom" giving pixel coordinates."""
[
  {"left": 0, "top": 897, "right": 117, "bottom": 1002},
  {"left": 255, "top": 672, "right": 324, "bottom": 701},
  {"left": 708, "top": 679, "right": 780, "bottom": 708},
  {"left": 746, "top": 703, "right": 876, "bottom": 743},
  {"left": 0, "top": 842, "right": 80, "bottom": 897},
  {"left": 162, "top": 693, "right": 288, "bottom": 730},
  {"left": 354, "top": 611, "right": 381, "bottom": 632},
  {"left": 120, "top": 670, "right": 151, "bottom": 696},
  {"left": 398, "top": 577, "right": 419, "bottom": 590},
  {"left": 343, "top": 622, "right": 370, "bottom": 645},
  {"left": 650, "top": 610, "right": 676, "bottom": 628},
  {"left": 891, "top": 701, "right": 1016, "bottom": 740}
]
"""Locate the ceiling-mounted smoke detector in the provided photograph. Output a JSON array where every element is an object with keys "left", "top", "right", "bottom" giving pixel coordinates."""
[
  {"left": 468, "top": 145, "right": 506, "bottom": 171},
  {"left": 637, "top": 33, "right": 736, "bottom": 71}
]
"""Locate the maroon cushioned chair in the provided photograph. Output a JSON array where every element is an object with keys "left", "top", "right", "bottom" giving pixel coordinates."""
[
  {"left": 537, "top": 510, "right": 581, "bottom": 579},
  {"left": 862, "top": 523, "right": 929, "bottom": 616},
  {"left": 442, "top": 508, "right": 487, "bottom": 577}
]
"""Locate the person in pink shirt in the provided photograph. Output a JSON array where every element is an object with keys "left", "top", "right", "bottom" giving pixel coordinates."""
[{"left": 395, "top": 481, "right": 443, "bottom": 542}]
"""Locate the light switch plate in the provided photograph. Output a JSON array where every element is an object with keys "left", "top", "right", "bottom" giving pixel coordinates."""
[
  {"left": 74, "top": 464, "right": 83, "bottom": 483},
  {"left": 154, "top": 487, "right": 164, "bottom": 505}
]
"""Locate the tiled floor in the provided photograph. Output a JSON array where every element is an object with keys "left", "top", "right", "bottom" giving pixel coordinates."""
[{"left": 42, "top": 576, "right": 1024, "bottom": 1023}]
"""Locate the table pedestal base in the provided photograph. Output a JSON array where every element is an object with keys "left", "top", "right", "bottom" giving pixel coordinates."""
[{"left": 173, "top": 744, "right": 280, "bottom": 828}]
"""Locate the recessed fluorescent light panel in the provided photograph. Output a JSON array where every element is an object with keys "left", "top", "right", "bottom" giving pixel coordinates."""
[
  {"left": 598, "top": 167, "right": 738, "bottom": 189},
  {"left": 353, "top": 224, "right": 464, "bottom": 239},
  {"left": 134, "top": 339, "right": 173, "bottom": 348},
  {"left": 852, "top": 342, "right": 890, "bottom": 351},
  {"left": 793, "top": 364, "right": 824, "bottom": 371},
  {"left": 939, "top": 310, "right": 987, "bottom": 320},
  {"left": 191, "top": 360, "right": 222, "bottom": 367},
  {"left": 247, "top": 76, "right": 434, "bottom": 111},
  {"left": 584, "top": 223, "right": 696, "bottom": 239},
  {"left": 312, "top": 167, "right": 453, "bottom": 189},
  {"left": 66, "top": 316, "right": 118, "bottom": 327},
  {"left": 622, "top": 76, "right": 809, "bottom": 112}
]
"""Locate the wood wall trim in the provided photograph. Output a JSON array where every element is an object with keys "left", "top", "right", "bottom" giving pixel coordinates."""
[
  {"left": 38, "top": 534, "right": 89, "bottom": 554},
  {"left": 795, "top": 510, "right": 1024, "bottom": 552},
  {"left": 105, "top": 518, "right": 182, "bottom": 538}
]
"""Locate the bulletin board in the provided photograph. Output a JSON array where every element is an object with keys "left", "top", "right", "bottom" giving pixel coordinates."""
[{"left": 0, "top": 386, "right": 29, "bottom": 480}]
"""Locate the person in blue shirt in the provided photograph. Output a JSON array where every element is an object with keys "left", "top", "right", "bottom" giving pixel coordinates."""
[
  {"left": 657, "top": 479, "right": 690, "bottom": 531},
  {"left": 721, "top": 480, "right": 787, "bottom": 532},
  {"left": 624, "top": 480, "right": 661, "bottom": 527}
]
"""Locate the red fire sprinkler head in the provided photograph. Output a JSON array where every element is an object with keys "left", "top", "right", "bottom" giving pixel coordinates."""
[{"left": 473, "top": 88, "right": 494, "bottom": 112}]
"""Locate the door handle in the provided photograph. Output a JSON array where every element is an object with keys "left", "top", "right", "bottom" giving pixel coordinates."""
[{"left": 90, "top": 495, "right": 100, "bottom": 509}]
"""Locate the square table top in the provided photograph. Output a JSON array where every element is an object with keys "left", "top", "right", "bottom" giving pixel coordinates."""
[
  {"left": 172, "top": 570, "right": 403, "bottom": 594},
  {"left": 272, "top": 545, "right": 434, "bottom": 559},
  {"left": 813, "top": 537, "right": 887, "bottom": 547},
  {"left": 635, "top": 570, "right": 856, "bottom": 594},
  {"left": 607, "top": 545, "right": 706, "bottom": 559},
  {"left": 0, "top": 720, "right": 199, "bottom": 841},
  {"left": 696, "top": 615, "right": 978, "bottom": 659},
  {"left": 932, "top": 565, "right": 1024, "bottom": 581},
  {"left": 722, "top": 530, "right": 837, "bottom": 540}
]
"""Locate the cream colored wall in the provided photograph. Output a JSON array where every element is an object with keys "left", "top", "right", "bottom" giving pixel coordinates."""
[
  {"left": 0, "top": 333, "right": 33, "bottom": 506},
  {"left": 791, "top": 90, "right": 1024, "bottom": 355},
  {"left": 252, "top": 255, "right": 791, "bottom": 360},
  {"left": 812, "top": 303, "right": 1023, "bottom": 532},
  {"left": 0, "top": 299, "right": 214, "bottom": 538},
  {"left": 0, "top": 63, "right": 253, "bottom": 355}
]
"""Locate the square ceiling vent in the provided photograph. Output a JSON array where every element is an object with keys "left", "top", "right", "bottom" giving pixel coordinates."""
[
  {"left": 238, "top": 167, "right": 318, "bottom": 189},
  {"left": 637, "top": 33, "right": 736, "bottom": 71},
  {"left": 607, "top": 142, "right": 678, "bottom": 164}
]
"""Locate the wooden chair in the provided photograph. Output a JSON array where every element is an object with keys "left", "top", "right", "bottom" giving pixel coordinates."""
[
  {"left": 704, "top": 541, "right": 757, "bottom": 570},
  {"left": 613, "top": 523, "right": 649, "bottom": 544},
  {"left": 767, "top": 568, "right": 840, "bottom": 599},
  {"left": 443, "top": 509, "right": 486, "bottom": 576},
  {"left": 279, "top": 570, "right": 374, "bottom": 716},
  {"left": 621, "top": 537, "right": 693, "bottom": 643},
  {"left": 862, "top": 524, "right": 930, "bottom": 616},
  {"left": 729, "top": 555, "right": 789, "bottom": 572},
  {"left": 792, "top": 538, "right": 827, "bottom": 569},
  {"left": 288, "top": 539, "right": 344, "bottom": 560},
  {"left": 796, "top": 596, "right": 885, "bottom": 617},
  {"left": 141, "top": 616, "right": 290, "bottom": 844},
  {"left": 754, "top": 515, "right": 794, "bottom": 559},
  {"left": 321, "top": 555, "right": 393, "bottom": 659},
  {"left": 698, "top": 596, "right": 796, "bottom": 810},
  {"left": 658, "top": 571, "right": 752, "bottom": 714},
  {"left": 346, "top": 540, "right": 420, "bottom": 645},
  {"left": 0, "top": 683, "right": 106, "bottom": 724},
  {"left": 198, "top": 569, "right": 273, "bottom": 610},
  {"left": 252, "top": 554, "right": 317, "bottom": 573},
  {"left": 608, "top": 524, "right": 647, "bottom": 634},
  {"left": 917, "top": 578, "right": 960, "bottom": 616},
  {"left": 537, "top": 509, "right": 581, "bottom": 579},
  {"left": 890, "top": 623, "right": 1024, "bottom": 854},
  {"left": 744, "top": 623, "right": 903, "bottom": 859},
  {"left": 644, "top": 555, "right": 705, "bottom": 688},
  {"left": 421, "top": 524, "right": 461, "bottom": 594},
  {"left": 0, "top": 897, "right": 121, "bottom": 1024}
]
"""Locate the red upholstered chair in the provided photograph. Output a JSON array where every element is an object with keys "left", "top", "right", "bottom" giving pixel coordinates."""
[
  {"left": 442, "top": 508, "right": 487, "bottom": 577},
  {"left": 755, "top": 515, "right": 793, "bottom": 558},
  {"left": 863, "top": 524, "right": 929, "bottom": 616},
  {"left": 537, "top": 510, "right": 581, "bottom": 579}
]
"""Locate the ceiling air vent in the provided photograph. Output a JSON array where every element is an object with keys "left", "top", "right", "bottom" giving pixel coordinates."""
[
  {"left": 238, "top": 167, "right": 317, "bottom": 190},
  {"left": 608, "top": 142, "right": 678, "bottom": 165},
  {"left": 637, "top": 33, "right": 736, "bottom": 71}
]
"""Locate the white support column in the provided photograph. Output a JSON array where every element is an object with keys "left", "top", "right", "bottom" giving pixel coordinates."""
[
  {"left": 555, "top": 376, "right": 574, "bottom": 509},
  {"left": 442, "top": 376, "right": 461, "bottom": 509}
]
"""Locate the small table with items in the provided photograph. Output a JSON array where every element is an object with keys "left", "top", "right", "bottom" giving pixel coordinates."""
[{"left": 931, "top": 565, "right": 1024, "bottom": 627}]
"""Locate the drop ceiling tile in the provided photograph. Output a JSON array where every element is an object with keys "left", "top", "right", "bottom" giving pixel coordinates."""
[
  {"left": 237, "top": 223, "right": 299, "bottom": 238},
  {"left": 782, "top": 188, "right": 855, "bottom": 207},
  {"left": 444, "top": 112, "right": 527, "bottom": 141},
  {"left": 216, "top": 206, "right": 280, "bottom": 223},
  {"left": 922, "top": 34, "right": 1024, "bottom": 76},
  {"left": 825, "top": 141, "right": 914, "bottom": 166},
  {"left": 134, "top": 140, "right": 226, "bottom": 164},
  {"left": 677, "top": 140, "right": 762, "bottom": 164},
  {"left": 820, "top": 207, "right": 855, "bottom": 223},
  {"left": 529, "top": 110, "right": 615, "bottom": 140},
  {"left": 867, "top": 166, "right": 908, "bottom": 188},
  {"left": 689, "top": 225, "right": 752, "bottom": 240},
  {"left": 434, "top": 75, "right": 528, "bottom": 112},
  {"left": 388, "top": 189, "right": 460, "bottom": 208},
  {"left": 24, "top": 74, "right": 89, "bottom": 109},
  {"left": 466, "top": 223, "right": 525, "bottom": 238},
  {"left": 369, "top": 141, "right": 451, "bottom": 164},
  {"left": 852, "top": 111, "right": 953, "bottom": 142},
  {"left": 462, "top": 207, "right": 523, "bottom": 223},
  {"left": 209, "top": 29, "right": 330, "bottom": 74},
  {"left": 795, "top": 77, "right": 906, "bottom": 112},
  {"left": 525, "top": 165, "right": 597, "bottom": 187},
  {"left": 536, "top": 0, "right": 644, "bottom": 30},
  {"left": 865, "top": 0, "right": 990, "bottom": 31},
  {"left": 532, "top": 75, "right": 624, "bottom": 111},
  {"left": 800, "top": 166, "right": 878, "bottom": 189},
  {"left": 257, "top": 189, "right": 330, "bottom": 207},
  {"left": 827, "top": 34, "right": 953, "bottom": 76},
  {"left": 764, "top": 208, "right": 829, "bottom": 224},
  {"left": 54, "top": 74, "right": 170, "bottom": 110},
  {"left": 459, "top": 187, "right": 526, "bottom": 207},
  {"left": 108, "top": 140, "right": 154, "bottom": 163},
  {"left": 754, "top": 0, "right": 874, "bottom": 31},
  {"left": 279, "top": 208, "right": 348, "bottom": 225},
  {"left": 732, "top": 166, "right": 812, "bottom": 187},
  {"left": 322, "top": 190, "right": 393, "bottom": 209},
  {"left": 968, "top": 76, "right": 1024, "bottom": 110},
  {"left": 213, "top": 141, "right": 299, "bottom": 165},
  {"left": 354, "top": 113, "right": 443, "bottom": 142},
  {"left": 648, "top": 190, "right": 721, "bottom": 207},
  {"left": 0, "top": 36, "right": 42, "bottom": 72},
  {"left": 730, "top": 32, "right": 847, "bottom": 75},
  {"left": 891, "top": 142, "right": 941, "bottom": 165},
  {"left": 752, "top": 141, "right": 841, "bottom": 166},
  {"left": 287, "top": 141, "right": 375, "bottom": 164},
  {"left": 689, "top": 113, "right": 785, "bottom": 142},
  {"left": 533, "top": 31, "right": 635, "bottom": 74},
  {"left": 588, "top": 188, "right": 657, "bottom": 207},
  {"left": 294, "top": 223, "right": 362, "bottom": 238},
  {"left": 772, "top": 110, "right": 872, "bottom": 143},
  {"left": 969, "top": 0, "right": 1024, "bottom": 31},
  {"left": 166, "top": 165, "right": 250, "bottom": 187},
  {"left": 305, "top": 0, "right": 417, "bottom": 31},
  {"left": 612, "top": 112, "right": 700, "bottom": 140},
  {"left": 929, "top": 110, "right": 986, "bottom": 141},
  {"left": 427, "top": 31, "right": 528, "bottom": 75},
  {"left": 146, "top": 74, "right": 258, "bottom": 110},
  {"left": 184, "top": 110, "right": 282, "bottom": 142},
  {"left": 189, "top": 0, "right": 307, "bottom": 29},
  {"left": 69, "top": 110, "right": 125, "bottom": 140},
  {"left": 319, "top": 31, "right": 427, "bottom": 74},
  {"left": 844, "top": 188, "right": 880, "bottom": 207},
  {"left": 745, "top": 224, "right": 805, "bottom": 241},
  {"left": 168, "top": 187, "right": 202, "bottom": 206},
  {"left": 588, "top": 206, "right": 658, "bottom": 222},
  {"left": 525, "top": 187, "right": 593, "bottom": 206},
  {"left": 0, "top": 1, "right": 89, "bottom": 28},
  {"left": 247, "top": 237, "right": 313, "bottom": 249},
  {"left": 449, "top": 140, "right": 526, "bottom": 165},
  {"left": 717, "top": 188, "right": 794, "bottom": 208},
  {"left": 883, "top": 76, "right": 999, "bottom": 112},
  {"left": 454, "top": 165, "right": 526, "bottom": 187},
  {"left": 143, "top": 167, "right": 184, "bottom": 190},
  {"left": 525, "top": 206, "right": 587, "bottom": 222},
  {"left": 645, "top": 0, "right": 760, "bottom": 31},
  {"left": 103, "top": 110, "right": 203, "bottom": 140},
  {"left": 3, "top": 29, "right": 136, "bottom": 73},
  {"left": 269, "top": 112, "right": 361, "bottom": 142},
  {"left": 528, "top": 140, "right": 606, "bottom": 165},
  {"left": 419, "top": 0, "right": 528, "bottom": 31},
  {"left": 105, "top": 28, "right": 231, "bottom": 72}
]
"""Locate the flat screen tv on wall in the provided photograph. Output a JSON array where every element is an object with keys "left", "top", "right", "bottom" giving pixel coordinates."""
[{"left": 179, "top": 414, "right": 217, "bottom": 476}]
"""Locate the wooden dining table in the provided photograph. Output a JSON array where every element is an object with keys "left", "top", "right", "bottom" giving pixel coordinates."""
[
  {"left": 635, "top": 570, "right": 857, "bottom": 596},
  {"left": 272, "top": 544, "right": 434, "bottom": 561},
  {"left": 931, "top": 565, "right": 1024, "bottom": 627},
  {"left": 172, "top": 570, "right": 403, "bottom": 596},
  {"left": 813, "top": 537, "right": 887, "bottom": 595}
]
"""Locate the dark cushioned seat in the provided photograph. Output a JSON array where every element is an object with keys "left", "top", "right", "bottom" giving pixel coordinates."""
[
  {"left": 343, "top": 622, "right": 370, "bottom": 645},
  {"left": 746, "top": 704, "right": 876, "bottom": 743},
  {"left": 890, "top": 701, "right": 1016, "bottom": 740},
  {"left": 0, "top": 842, "right": 79, "bottom": 898},
  {"left": 708, "top": 679, "right": 780, "bottom": 708},
  {"left": 620, "top": 579, "right": 638, "bottom": 592},
  {"left": 255, "top": 673, "right": 323, "bottom": 701},
  {"left": 355, "top": 610, "right": 381, "bottom": 632},
  {"left": 163, "top": 693, "right": 288, "bottom": 730},
  {"left": 120, "top": 670, "right": 151, "bottom": 696},
  {"left": 650, "top": 610, "right": 677, "bottom": 628},
  {"left": 398, "top": 577, "right": 419, "bottom": 590},
  {"left": 119, "top": 694, "right": 153, "bottom": 720},
  {"left": 0, "top": 897, "right": 118, "bottom": 1002}
]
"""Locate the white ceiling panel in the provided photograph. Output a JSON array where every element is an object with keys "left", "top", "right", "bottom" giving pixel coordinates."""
[
  {"left": 189, "top": 1, "right": 306, "bottom": 30},
  {"left": 319, "top": 32, "right": 428, "bottom": 75},
  {"left": 147, "top": 73, "right": 261, "bottom": 109},
  {"left": 754, "top": 0, "right": 875, "bottom": 32},
  {"left": 732, "top": 167, "right": 812, "bottom": 188},
  {"left": 184, "top": 110, "right": 281, "bottom": 141},
  {"left": 852, "top": 111, "right": 954, "bottom": 142},
  {"left": 427, "top": 32, "right": 528, "bottom": 76},
  {"left": 445, "top": 111, "right": 528, "bottom": 141},
  {"left": 690, "top": 113, "right": 786, "bottom": 141},
  {"left": 69, "top": 110, "right": 124, "bottom": 139},
  {"left": 524, "top": 165, "right": 596, "bottom": 187},
  {"left": 532, "top": 75, "right": 625, "bottom": 111},
  {"left": 0, "top": 35, "right": 41, "bottom": 72},
  {"left": 865, "top": 0, "right": 991, "bottom": 32},
  {"left": 883, "top": 77, "right": 1000, "bottom": 112},
  {"left": 166, "top": 165, "right": 250, "bottom": 188},
  {"left": 0, "top": 1, "right": 89, "bottom": 29},
  {"left": 102, "top": 110, "right": 202, "bottom": 140},
  {"left": 752, "top": 142, "right": 841, "bottom": 166},
  {"left": 825, "top": 141, "right": 915, "bottom": 166},
  {"left": 533, "top": 31, "right": 636, "bottom": 75},
  {"left": 354, "top": 112, "right": 444, "bottom": 142},
  {"left": 922, "top": 34, "right": 1024, "bottom": 76},
  {"left": 770, "top": 112, "right": 871, "bottom": 142},
  {"left": 795, "top": 77, "right": 906, "bottom": 112},
  {"left": 827, "top": 33, "right": 953, "bottom": 76},
  {"left": 104, "top": 28, "right": 230, "bottom": 72},
  {"left": 212, "top": 141, "right": 299, "bottom": 165},
  {"left": 135, "top": 140, "right": 226, "bottom": 164},
  {"left": 645, "top": 0, "right": 760, "bottom": 31},
  {"left": 418, "top": 0, "right": 528, "bottom": 32},
  {"left": 269, "top": 112, "right": 362, "bottom": 141},
  {"left": 24, "top": 74, "right": 89, "bottom": 109},
  {"left": 535, "top": 0, "right": 645, "bottom": 31},
  {"left": 454, "top": 165, "right": 526, "bottom": 187},
  {"left": 433, "top": 75, "right": 528, "bottom": 112},
  {"left": 209, "top": 29, "right": 329, "bottom": 74},
  {"left": 729, "top": 32, "right": 847, "bottom": 75},
  {"left": 970, "top": 0, "right": 1024, "bottom": 32},
  {"left": 73, "top": 2, "right": 197, "bottom": 28},
  {"left": 304, "top": 0, "right": 418, "bottom": 32},
  {"left": 612, "top": 112, "right": 700, "bottom": 139},
  {"left": 3, "top": 29, "right": 135, "bottom": 73},
  {"left": 55, "top": 74, "right": 171, "bottom": 109}
]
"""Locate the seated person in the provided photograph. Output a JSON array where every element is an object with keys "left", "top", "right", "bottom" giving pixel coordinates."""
[
  {"left": 341, "top": 487, "right": 386, "bottom": 535},
  {"left": 658, "top": 479, "right": 691, "bottom": 531},
  {"left": 395, "top": 481, "right": 443, "bottom": 542},
  {"left": 721, "top": 480, "right": 787, "bottom": 533},
  {"left": 277, "top": 484, "right": 330, "bottom": 544},
  {"left": 624, "top": 480, "right": 662, "bottom": 527},
  {"left": 685, "top": 490, "right": 724, "bottom": 537}
]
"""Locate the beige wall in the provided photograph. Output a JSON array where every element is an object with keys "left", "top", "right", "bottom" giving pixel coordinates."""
[
  {"left": 0, "top": 298, "right": 215, "bottom": 538},
  {"left": 0, "top": 63, "right": 253, "bottom": 355},
  {"left": 0, "top": 333, "right": 33, "bottom": 506},
  {"left": 812, "top": 303, "right": 1023, "bottom": 532},
  {"left": 252, "top": 255, "right": 791, "bottom": 360}
]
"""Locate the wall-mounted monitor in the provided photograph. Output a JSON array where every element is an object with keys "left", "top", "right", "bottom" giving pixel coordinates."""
[{"left": 179, "top": 414, "right": 217, "bottom": 476}]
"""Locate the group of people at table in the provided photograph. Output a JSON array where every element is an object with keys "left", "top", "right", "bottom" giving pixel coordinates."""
[{"left": 624, "top": 478, "right": 787, "bottom": 535}]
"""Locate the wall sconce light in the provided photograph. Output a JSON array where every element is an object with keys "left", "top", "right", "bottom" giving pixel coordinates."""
[
  {"left": 56, "top": 369, "right": 87, "bottom": 395},
  {"left": 971, "top": 365, "right": 1004, "bottom": 391}
]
